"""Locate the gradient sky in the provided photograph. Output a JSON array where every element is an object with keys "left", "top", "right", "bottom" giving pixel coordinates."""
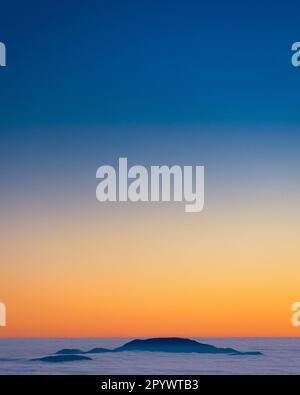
[{"left": 1, "top": 1, "right": 300, "bottom": 337}]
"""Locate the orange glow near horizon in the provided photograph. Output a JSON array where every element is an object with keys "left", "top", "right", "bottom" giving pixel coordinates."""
[{"left": 1, "top": 197, "right": 300, "bottom": 338}]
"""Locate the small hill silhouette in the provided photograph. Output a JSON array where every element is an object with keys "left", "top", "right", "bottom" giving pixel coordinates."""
[
  {"left": 56, "top": 348, "right": 83, "bottom": 355},
  {"left": 33, "top": 355, "right": 92, "bottom": 363}
]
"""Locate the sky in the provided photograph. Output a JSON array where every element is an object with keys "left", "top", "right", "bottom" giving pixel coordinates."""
[{"left": 0, "top": 0, "right": 300, "bottom": 337}]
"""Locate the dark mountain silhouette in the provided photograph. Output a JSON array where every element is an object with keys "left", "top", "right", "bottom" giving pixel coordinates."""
[
  {"left": 114, "top": 338, "right": 262, "bottom": 355},
  {"left": 51, "top": 337, "right": 262, "bottom": 358},
  {"left": 114, "top": 338, "right": 234, "bottom": 353},
  {"left": 55, "top": 347, "right": 112, "bottom": 355},
  {"left": 32, "top": 355, "right": 92, "bottom": 363},
  {"left": 56, "top": 348, "right": 84, "bottom": 355}
]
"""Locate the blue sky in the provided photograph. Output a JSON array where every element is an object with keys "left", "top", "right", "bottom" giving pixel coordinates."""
[
  {"left": 0, "top": 0, "right": 300, "bottom": 129},
  {"left": 0, "top": 0, "right": 300, "bottom": 209}
]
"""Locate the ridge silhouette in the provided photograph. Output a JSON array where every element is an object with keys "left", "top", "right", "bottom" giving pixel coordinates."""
[{"left": 34, "top": 338, "right": 262, "bottom": 362}]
